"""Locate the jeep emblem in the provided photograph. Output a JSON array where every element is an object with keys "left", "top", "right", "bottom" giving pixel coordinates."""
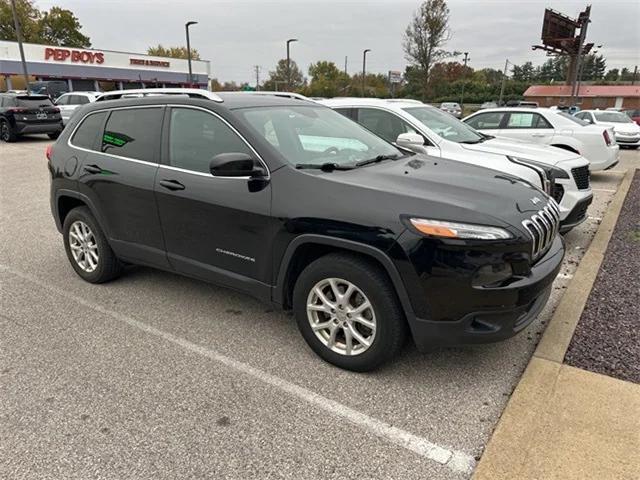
[{"left": 531, "top": 197, "right": 542, "bottom": 205}]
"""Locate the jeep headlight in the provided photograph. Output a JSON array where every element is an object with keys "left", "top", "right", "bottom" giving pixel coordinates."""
[{"left": 408, "top": 218, "right": 513, "bottom": 240}]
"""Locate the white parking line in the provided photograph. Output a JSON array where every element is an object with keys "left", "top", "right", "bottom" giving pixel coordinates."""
[
  {"left": 557, "top": 273, "right": 574, "bottom": 280},
  {"left": 588, "top": 216, "right": 603, "bottom": 222},
  {"left": 591, "top": 188, "right": 617, "bottom": 193},
  {"left": 0, "top": 265, "right": 476, "bottom": 475}
]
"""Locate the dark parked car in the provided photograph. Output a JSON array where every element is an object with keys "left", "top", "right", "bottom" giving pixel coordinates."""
[
  {"left": 28, "top": 80, "right": 69, "bottom": 100},
  {"left": 0, "top": 93, "right": 63, "bottom": 142},
  {"left": 48, "top": 89, "right": 564, "bottom": 371}
]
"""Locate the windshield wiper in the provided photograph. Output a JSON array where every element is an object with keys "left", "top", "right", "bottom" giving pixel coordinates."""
[
  {"left": 355, "top": 154, "right": 400, "bottom": 167},
  {"left": 295, "top": 162, "right": 355, "bottom": 172}
]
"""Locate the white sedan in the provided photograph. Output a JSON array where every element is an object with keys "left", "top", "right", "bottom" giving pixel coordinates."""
[
  {"left": 463, "top": 107, "right": 619, "bottom": 171},
  {"left": 574, "top": 110, "right": 640, "bottom": 149}
]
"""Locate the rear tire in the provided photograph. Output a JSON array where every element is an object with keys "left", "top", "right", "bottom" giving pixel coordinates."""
[
  {"left": 293, "top": 253, "right": 406, "bottom": 371},
  {"left": 63, "top": 206, "right": 122, "bottom": 283},
  {"left": 1, "top": 119, "right": 17, "bottom": 142}
]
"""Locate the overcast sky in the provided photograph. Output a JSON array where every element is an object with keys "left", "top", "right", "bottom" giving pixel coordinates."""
[{"left": 37, "top": 0, "right": 640, "bottom": 83}]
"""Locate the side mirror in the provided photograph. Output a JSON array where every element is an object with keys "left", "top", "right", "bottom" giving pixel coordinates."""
[
  {"left": 209, "top": 152, "right": 266, "bottom": 177},
  {"left": 396, "top": 132, "right": 425, "bottom": 147}
]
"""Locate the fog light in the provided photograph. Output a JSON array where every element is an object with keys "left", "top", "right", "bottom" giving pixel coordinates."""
[{"left": 472, "top": 263, "right": 513, "bottom": 287}]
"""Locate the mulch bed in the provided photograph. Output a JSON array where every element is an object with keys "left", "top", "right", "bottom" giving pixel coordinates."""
[{"left": 564, "top": 170, "right": 640, "bottom": 384}]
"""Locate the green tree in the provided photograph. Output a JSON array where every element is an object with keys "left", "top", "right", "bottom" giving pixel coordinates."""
[
  {"left": 403, "top": 0, "right": 458, "bottom": 98},
  {"left": 263, "top": 59, "right": 305, "bottom": 91},
  {"left": 306, "top": 61, "right": 350, "bottom": 97},
  {"left": 39, "top": 7, "right": 90, "bottom": 47},
  {"left": 511, "top": 61, "right": 535, "bottom": 82},
  {"left": 604, "top": 69, "right": 619, "bottom": 81},
  {"left": 580, "top": 54, "right": 606, "bottom": 81},
  {"left": 147, "top": 44, "right": 200, "bottom": 60},
  {"left": 0, "top": 0, "right": 90, "bottom": 47}
]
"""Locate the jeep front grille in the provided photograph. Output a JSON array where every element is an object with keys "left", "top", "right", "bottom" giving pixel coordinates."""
[{"left": 522, "top": 200, "right": 561, "bottom": 261}]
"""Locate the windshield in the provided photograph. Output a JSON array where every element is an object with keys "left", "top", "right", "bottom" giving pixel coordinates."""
[
  {"left": 403, "top": 106, "right": 484, "bottom": 143},
  {"left": 236, "top": 105, "right": 402, "bottom": 167},
  {"left": 594, "top": 111, "right": 633, "bottom": 123},
  {"left": 558, "top": 112, "right": 589, "bottom": 126}
]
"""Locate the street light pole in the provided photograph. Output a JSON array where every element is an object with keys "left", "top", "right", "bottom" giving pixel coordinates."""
[
  {"left": 286, "top": 38, "right": 298, "bottom": 91},
  {"left": 185, "top": 21, "right": 198, "bottom": 86},
  {"left": 498, "top": 59, "right": 510, "bottom": 106},
  {"left": 10, "top": 0, "right": 30, "bottom": 94},
  {"left": 460, "top": 52, "right": 469, "bottom": 107},
  {"left": 362, "top": 49, "right": 371, "bottom": 97}
]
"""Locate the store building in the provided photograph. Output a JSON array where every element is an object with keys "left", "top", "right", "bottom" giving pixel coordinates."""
[
  {"left": 524, "top": 85, "right": 640, "bottom": 109},
  {"left": 0, "top": 40, "right": 210, "bottom": 92}
]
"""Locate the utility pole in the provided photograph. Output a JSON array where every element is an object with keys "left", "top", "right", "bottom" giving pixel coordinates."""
[
  {"left": 632, "top": 66, "right": 638, "bottom": 85},
  {"left": 286, "top": 38, "right": 298, "bottom": 91},
  {"left": 254, "top": 65, "right": 261, "bottom": 91},
  {"left": 185, "top": 21, "right": 198, "bottom": 86},
  {"left": 569, "top": 6, "right": 591, "bottom": 107},
  {"left": 498, "top": 59, "right": 509, "bottom": 106},
  {"left": 460, "top": 52, "right": 469, "bottom": 107},
  {"left": 362, "top": 49, "right": 371, "bottom": 97},
  {"left": 344, "top": 56, "right": 348, "bottom": 75},
  {"left": 10, "top": 0, "right": 30, "bottom": 94}
]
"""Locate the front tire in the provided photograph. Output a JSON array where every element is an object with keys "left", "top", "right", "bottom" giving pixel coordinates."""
[
  {"left": 293, "top": 253, "right": 406, "bottom": 371},
  {"left": 63, "top": 207, "right": 122, "bottom": 283},
  {"left": 1, "top": 119, "right": 17, "bottom": 142}
]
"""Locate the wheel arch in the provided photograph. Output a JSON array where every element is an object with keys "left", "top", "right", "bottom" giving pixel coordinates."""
[
  {"left": 55, "top": 190, "right": 108, "bottom": 235},
  {"left": 273, "top": 235, "right": 416, "bottom": 321}
]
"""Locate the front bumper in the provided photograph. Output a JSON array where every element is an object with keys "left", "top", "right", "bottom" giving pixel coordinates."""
[
  {"left": 403, "top": 235, "right": 564, "bottom": 350},
  {"left": 615, "top": 134, "right": 640, "bottom": 146},
  {"left": 559, "top": 194, "right": 593, "bottom": 233}
]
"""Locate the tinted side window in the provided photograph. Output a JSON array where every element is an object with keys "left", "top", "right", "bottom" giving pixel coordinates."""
[
  {"left": 101, "top": 108, "right": 163, "bottom": 162},
  {"left": 356, "top": 108, "right": 416, "bottom": 143},
  {"left": 71, "top": 95, "right": 90, "bottom": 105},
  {"left": 465, "top": 112, "right": 505, "bottom": 129},
  {"left": 71, "top": 112, "right": 107, "bottom": 150},
  {"left": 169, "top": 107, "right": 253, "bottom": 173},
  {"left": 334, "top": 108, "right": 353, "bottom": 120},
  {"left": 56, "top": 95, "right": 70, "bottom": 105}
]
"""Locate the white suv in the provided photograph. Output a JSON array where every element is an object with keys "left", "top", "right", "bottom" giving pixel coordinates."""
[
  {"left": 320, "top": 98, "right": 593, "bottom": 233},
  {"left": 55, "top": 91, "right": 101, "bottom": 125},
  {"left": 463, "top": 107, "right": 620, "bottom": 171}
]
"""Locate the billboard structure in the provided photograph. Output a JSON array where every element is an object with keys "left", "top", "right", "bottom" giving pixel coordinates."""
[{"left": 532, "top": 6, "right": 593, "bottom": 104}]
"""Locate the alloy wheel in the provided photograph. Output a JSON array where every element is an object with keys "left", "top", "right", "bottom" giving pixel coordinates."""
[
  {"left": 306, "top": 278, "right": 377, "bottom": 356},
  {"left": 68, "top": 220, "right": 99, "bottom": 272},
  {"left": 1, "top": 122, "right": 9, "bottom": 142}
]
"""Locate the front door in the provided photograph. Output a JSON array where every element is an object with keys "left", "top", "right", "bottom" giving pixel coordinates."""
[{"left": 154, "top": 106, "right": 273, "bottom": 298}]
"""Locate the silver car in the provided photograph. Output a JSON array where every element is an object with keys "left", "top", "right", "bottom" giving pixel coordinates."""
[{"left": 439, "top": 102, "right": 462, "bottom": 119}]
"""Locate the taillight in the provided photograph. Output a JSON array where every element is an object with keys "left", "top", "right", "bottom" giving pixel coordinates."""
[
  {"left": 45, "top": 144, "right": 53, "bottom": 160},
  {"left": 603, "top": 129, "right": 612, "bottom": 146},
  {"left": 52, "top": 107, "right": 60, "bottom": 113},
  {"left": 7, "top": 108, "right": 26, "bottom": 113}
]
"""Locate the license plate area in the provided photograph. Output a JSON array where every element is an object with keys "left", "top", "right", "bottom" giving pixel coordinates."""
[{"left": 36, "top": 113, "right": 48, "bottom": 120}]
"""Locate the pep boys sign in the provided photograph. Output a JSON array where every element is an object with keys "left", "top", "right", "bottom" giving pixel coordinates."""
[{"left": 44, "top": 47, "right": 104, "bottom": 64}]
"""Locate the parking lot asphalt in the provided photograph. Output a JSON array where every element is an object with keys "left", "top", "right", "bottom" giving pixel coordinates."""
[{"left": 1, "top": 138, "right": 637, "bottom": 479}]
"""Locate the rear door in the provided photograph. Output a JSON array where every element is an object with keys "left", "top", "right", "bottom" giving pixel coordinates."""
[
  {"left": 500, "top": 111, "right": 554, "bottom": 145},
  {"left": 74, "top": 106, "right": 169, "bottom": 268},
  {"left": 154, "top": 106, "right": 273, "bottom": 297}
]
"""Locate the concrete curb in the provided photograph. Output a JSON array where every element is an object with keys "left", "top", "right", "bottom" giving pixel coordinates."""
[
  {"left": 473, "top": 168, "right": 637, "bottom": 480},
  {"left": 535, "top": 168, "right": 635, "bottom": 363}
]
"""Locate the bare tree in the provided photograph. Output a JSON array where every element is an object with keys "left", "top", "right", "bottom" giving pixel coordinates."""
[{"left": 403, "top": 0, "right": 458, "bottom": 98}]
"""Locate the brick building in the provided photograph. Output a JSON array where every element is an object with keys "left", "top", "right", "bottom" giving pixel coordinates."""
[{"left": 523, "top": 85, "right": 640, "bottom": 109}]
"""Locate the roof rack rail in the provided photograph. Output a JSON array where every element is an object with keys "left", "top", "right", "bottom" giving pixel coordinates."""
[
  {"left": 95, "top": 88, "right": 223, "bottom": 103},
  {"left": 219, "top": 91, "right": 313, "bottom": 101},
  {"left": 385, "top": 98, "right": 423, "bottom": 104}
]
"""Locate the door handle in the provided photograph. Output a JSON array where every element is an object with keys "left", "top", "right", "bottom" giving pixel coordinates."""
[
  {"left": 531, "top": 133, "right": 546, "bottom": 137},
  {"left": 159, "top": 179, "right": 185, "bottom": 191},
  {"left": 83, "top": 164, "right": 102, "bottom": 174}
]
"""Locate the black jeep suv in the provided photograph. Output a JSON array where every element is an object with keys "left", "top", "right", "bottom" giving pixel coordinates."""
[
  {"left": 0, "top": 93, "right": 63, "bottom": 142},
  {"left": 48, "top": 89, "right": 564, "bottom": 371}
]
